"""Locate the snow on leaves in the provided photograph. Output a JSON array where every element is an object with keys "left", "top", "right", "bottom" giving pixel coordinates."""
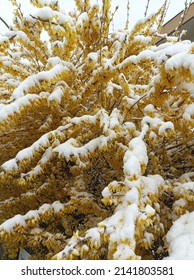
[{"left": 0, "top": 0, "right": 193, "bottom": 260}]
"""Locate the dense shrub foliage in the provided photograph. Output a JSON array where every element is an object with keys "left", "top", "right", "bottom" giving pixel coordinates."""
[{"left": 0, "top": 0, "right": 193, "bottom": 260}]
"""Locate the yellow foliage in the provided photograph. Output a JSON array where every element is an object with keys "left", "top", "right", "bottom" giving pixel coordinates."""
[{"left": 0, "top": 0, "right": 193, "bottom": 260}]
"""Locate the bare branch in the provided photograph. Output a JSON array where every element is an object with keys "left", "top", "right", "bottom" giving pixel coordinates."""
[
  {"left": 0, "top": 16, "right": 10, "bottom": 29},
  {"left": 144, "top": 0, "right": 151, "bottom": 17},
  {"left": 110, "top": 5, "right": 119, "bottom": 32},
  {"left": 125, "top": 0, "right": 130, "bottom": 29},
  {"left": 174, "top": 0, "right": 192, "bottom": 40},
  {"left": 157, "top": 0, "right": 170, "bottom": 31}
]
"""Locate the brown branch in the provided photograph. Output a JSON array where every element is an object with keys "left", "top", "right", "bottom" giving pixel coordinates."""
[
  {"left": 128, "top": 93, "right": 147, "bottom": 112},
  {"left": 30, "top": 14, "right": 63, "bottom": 27}
]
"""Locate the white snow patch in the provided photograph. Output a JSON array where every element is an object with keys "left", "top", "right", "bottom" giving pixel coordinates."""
[
  {"left": 48, "top": 86, "right": 64, "bottom": 103},
  {"left": 0, "top": 94, "right": 39, "bottom": 123},
  {"left": 142, "top": 174, "right": 164, "bottom": 195},
  {"left": 77, "top": 12, "right": 89, "bottom": 27},
  {"left": 85, "top": 228, "right": 100, "bottom": 241},
  {"left": 164, "top": 211, "right": 194, "bottom": 260},
  {"left": 12, "top": 65, "right": 68, "bottom": 99},
  {"left": 87, "top": 52, "right": 98, "bottom": 63},
  {"left": 145, "top": 205, "right": 155, "bottom": 215},
  {"left": 1, "top": 158, "right": 18, "bottom": 171},
  {"left": 32, "top": 7, "right": 53, "bottom": 20},
  {"left": 158, "top": 121, "right": 174, "bottom": 135},
  {"left": 123, "top": 137, "right": 148, "bottom": 177},
  {"left": 125, "top": 188, "right": 139, "bottom": 204},
  {"left": 183, "top": 104, "right": 194, "bottom": 120}
]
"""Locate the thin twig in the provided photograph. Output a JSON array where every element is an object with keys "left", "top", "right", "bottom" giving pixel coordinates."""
[
  {"left": 0, "top": 16, "right": 10, "bottom": 29},
  {"left": 99, "top": 1, "right": 105, "bottom": 67},
  {"left": 17, "top": 3, "right": 23, "bottom": 19},
  {"left": 144, "top": 0, "right": 151, "bottom": 17},
  {"left": 157, "top": 0, "right": 169, "bottom": 31},
  {"left": 128, "top": 93, "right": 147, "bottom": 112},
  {"left": 109, "top": 5, "right": 119, "bottom": 33},
  {"left": 125, "top": 0, "right": 130, "bottom": 29},
  {"left": 174, "top": 0, "right": 192, "bottom": 40}
]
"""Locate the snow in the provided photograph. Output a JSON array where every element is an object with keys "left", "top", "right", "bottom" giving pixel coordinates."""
[
  {"left": 164, "top": 211, "right": 194, "bottom": 260},
  {"left": 24, "top": 210, "right": 40, "bottom": 221},
  {"left": 32, "top": 7, "right": 53, "bottom": 20},
  {"left": 96, "top": 202, "right": 140, "bottom": 259},
  {"left": 145, "top": 205, "right": 155, "bottom": 216},
  {"left": 101, "top": 186, "right": 112, "bottom": 198},
  {"left": 173, "top": 198, "right": 187, "bottom": 208},
  {"left": 12, "top": 64, "right": 68, "bottom": 99},
  {"left": 149, "top": 131, "right": 157, "bottom": 141},
  {"left": 102, "top": 203, "right": 139, "bottom": 244},
  {"left": 123, "top": 137, "right": 148, "bottom": 178},
  {"left": 165, "top": 53, "right": 194, "bottom": 74},
  {"left": 134, "top": 35, "right": 151, "bottom": 44},
  {"left": 141, "top": 116, "right": 163, "bottom": 128},
  {"left": 53, "top": 231, "right": 84, "bottom": 259},
  {"left": 99, "top": 109, "right": 110, "bottom": 133},
  {"left": 158, "top": 121, "right": 174, "bottom": 135},
  {"left": 47, "top": 57, "right": 62, "bottom": 66},
  {"left": 53, "top": 12, "right": 74, "bottom": 26},
  {"left": 124, "top": 155, "right": 141, "bottom": 178},
  {"left": 180, "top": 182, "right": 194, "bottom": 192},
  {"left": 87, "top": 52, "right": 98, "bottom": 63},
  {"left": 0, "top": 94, "right": 39, "bottom": 123},
  {"left": 181, "top": 83, "right": 194, "bottom": 97},
  {"left": 30, "top": 0, "right": 59, "bottom": 7},
  {"left": 0, "top": 36, "right": 9, "bottom": 44},
  {"left": 0, "top": 201, "right": 65, "bottom": 233},
  {"left": 109, "top": 108, "right": 121, "bottom": 130},
  {"left": 142, "top": 116, "right": 175, "bottom": 136},
  {"left": 53, "top": 138, "right": 82, "bottom": 160},
  {"left": 70, "top": 114, "right": 97, "bottom": 125},
  {"left": 48, "top": 86, "right": 64, "bottom": 103},
  {"left": 183, "top": 104, "right": 194, "bottom": 121},
  {"left": 52, "top": 201, "right": 64, "bottom": 213},
  {"left": 85, "top": 227, "right": 100, "bottom": 241},
  {"left": 124, "top": 178, "right": 142, "bottom": 189},
  {"left": 1, "top": 3, "right": 194, "bottom": 261},
  {"left": 1, "top": 133, "right": 50, "bottom": 171},
  {"left": 118, "top": 40, "right": 193, "bottom": 75},
  {"left": 107, "top": 81, "right": 122, "bottom": 95},
  {"left": 39, "top": 147, "right": 53, "bottom": 164},
  {"left": 125, "top": 188, "right": 139, "bottom": 204},
  {"left": 34, "top": 0, "right": 49, "bottom": 5},
  {"left": 143, "top": 104, "right": 156, "bottom": 113},
  {"left": 77, "top": 12, "right": 89, "bottom": 28},
  {"left": 1, "top": 158, "right": 18, "bottom": 171},
  {"left": 53, "top": 134, "right": 115, "bottom": 162},
  {"left": 180, "top": 172, "right": 194, "bottom": 182},
  {"left": 38, "top": 203, "right": 51, "bottom": 214},
  {"left": 15, "top": 31, "right": 28, "bottom": 42},
  {"left": 113, "top": 244, "right": 136, "bottom": 260},
  {"left": 23, "top": 165, "right": 42, "bottom": 178},
  {"left": 0, "top": 214, "right": 27, "bottom": 233},
  {"left": 124, "top": 122, "right": 136, "bottom": 131},
  {"left": 142, "top": 175, "right": 165, "bottom": 195},
  {"left": 17, "top": 136, "right": 48, "bottom": 161},
  {"left": 143, "top": 231, "right": 154, "bottom": 247}
]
